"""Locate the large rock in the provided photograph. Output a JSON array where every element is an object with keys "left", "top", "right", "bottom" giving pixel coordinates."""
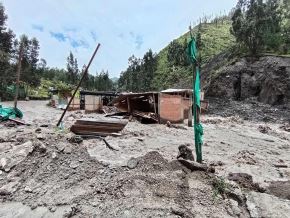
[
  {"left": 0, "top": 141, "right": 34, "bottom": 172},
  {"left": 246, "top": 191, "right": 290, "bottom": 218}
]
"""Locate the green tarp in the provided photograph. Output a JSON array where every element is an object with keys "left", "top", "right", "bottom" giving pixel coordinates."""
[
  {"left": 0, "top": 105, "right": 23, "bottom": 121},
  {"left": 188, "top": 36, "right": 203, "bottom": 163}
]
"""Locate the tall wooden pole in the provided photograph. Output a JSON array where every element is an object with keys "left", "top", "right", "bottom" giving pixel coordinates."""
[
  {"left": 14, "top": 45, "right": 23, "bottom": 109},
  {"left": 57, "top": 43, "right": 101, "bottom": 127}
]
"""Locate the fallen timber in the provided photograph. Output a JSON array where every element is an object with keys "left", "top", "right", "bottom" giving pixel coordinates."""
[{"left": 70, "top": 119, "right": 128, "bottom": 136}]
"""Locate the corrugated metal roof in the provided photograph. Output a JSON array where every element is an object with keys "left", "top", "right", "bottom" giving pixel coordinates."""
[{"left": 161, "top": 89, "right": 192, "bottom": 93}]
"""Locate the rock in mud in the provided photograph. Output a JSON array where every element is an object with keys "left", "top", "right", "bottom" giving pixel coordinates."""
[
  {"left": 64, "top": 145, "right": 73, "bottom": 154},
  {"left": 258, "top": 125, "right": 271, "bottom": 134},
  {"left": 127, "top": 158, "right": 139, "bottom": 169},
  {"left": 228, "top": 173, "right": 264, "bottom": 192},
  {"left": 171, "top": 206, "right": 185, "bottom": 216},
  {"left": 70, "top": 161, "right": 79, "bottom": 169},
  {"left": 35, "top": 128, "right": 42, "bottom": 133},
  {"left": 48, "top": 206, "right": 57, "bottom": 212},
  {"left": 36, "top": 134, "right": 45, "bottom": 140},
  {"left": 229, "top": 199, "right": 241, "bottom": 216},
  {"left": 34, "top": 142, "right": 47, "bottom": 153},
  {"left": 267, "top": 181, "right": 290, "bottom": 200},
  {"left": 0, "top": 141, "right": 34, "bottom": 172},
  {"left": 177, "top": 144, "right": 195, "bottom": 161},
  {"left": 0, "top": 181, "right": 20, "bottom": 195},
  {"left": 51, "top": 152, "right": 57, "bottom": 159},
  {"left": 246, "top": 191, "right": 290, "bottom": 218},
  {"left": 69, "top": 135, "right": 83, "bottom": 144},
  {"left": 24, "top": 186, "right": 33, "bottom": 193},
  {"left": 55, "top": 142, "right": 66, "bottom": 152},
  {"left": 0, "top": 157, "right": 9, "bottom": 171},
  {"left": 63, "top": 206, "right": 80, "bottom": 218}
]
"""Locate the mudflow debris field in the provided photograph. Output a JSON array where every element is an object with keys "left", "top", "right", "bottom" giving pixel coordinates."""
[{"left": 0, "top": 100, "right": 290, "bottom": 217}]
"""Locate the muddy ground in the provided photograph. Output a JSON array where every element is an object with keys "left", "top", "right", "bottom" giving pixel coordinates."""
[{"left": 0, "top": 99, "right": 290, "bottom": 217}]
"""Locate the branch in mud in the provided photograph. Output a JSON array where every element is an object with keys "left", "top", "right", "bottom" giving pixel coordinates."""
[{"left": 177, "top": 158, "right": 215, "bottom": 173}]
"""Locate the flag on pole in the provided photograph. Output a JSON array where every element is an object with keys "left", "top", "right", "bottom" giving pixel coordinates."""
[{"left": 188, "top": 35, "right": 203, "bottom": 163}]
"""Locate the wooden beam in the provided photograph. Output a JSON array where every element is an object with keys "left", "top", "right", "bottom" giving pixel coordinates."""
[{"left": 57, "top": 43, "right": 101, "bottom": 127}]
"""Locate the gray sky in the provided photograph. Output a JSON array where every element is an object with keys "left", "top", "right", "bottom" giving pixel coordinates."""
[{"left": 3, "top": 0, "right": 237, "bottom": 77}]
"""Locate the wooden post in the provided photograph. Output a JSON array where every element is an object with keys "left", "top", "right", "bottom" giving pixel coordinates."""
[
  {"left": 14, "top": 45, "right": 23, "bottom": 109},
  {"left": 57, "top": 43, "right": 101, "bottom": 127},
  {"left": 127, "top": 97, "right": 131, "bottom": 113},
  {"left": 152, "top": 93, "right": 157, "bottom": 114},
  {"left": 188, "top": 92, "right": 193, "bottom": 127}
]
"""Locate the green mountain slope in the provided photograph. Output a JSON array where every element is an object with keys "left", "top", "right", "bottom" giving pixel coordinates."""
[{"left": 152, "top": 20, "right": 235, "bottom": 90}]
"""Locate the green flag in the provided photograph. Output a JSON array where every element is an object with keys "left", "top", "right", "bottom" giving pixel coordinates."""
[{"left": 188, "top": 37, "right": 203, "bottom": 163}]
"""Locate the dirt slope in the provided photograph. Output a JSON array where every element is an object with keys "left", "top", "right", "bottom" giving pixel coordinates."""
[{"left": 205, "top": 56, "right": 290, "bottom": 106}]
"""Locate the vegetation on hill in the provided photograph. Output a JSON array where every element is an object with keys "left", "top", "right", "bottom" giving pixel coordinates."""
[{"left": 152, "top": 19, "right": 235, "bottom": 90}]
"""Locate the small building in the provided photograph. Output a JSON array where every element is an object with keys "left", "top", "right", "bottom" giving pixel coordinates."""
[
  {"left": 80, "top": 90, "right": 119, "bottom": 112},
  {"left": 159, "top": 89, "right": 193, "bottom": 124}
]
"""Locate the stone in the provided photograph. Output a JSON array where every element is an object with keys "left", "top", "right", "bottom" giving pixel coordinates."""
[
  {"left": 24, "top": 186, "right": 33, "bottom": 193},
  {"left": 56, "top": 143, "right": 66, "bottom": 152},
  {"left": 36, "top": 142, "right": 47, "bottom": 153},
  {"left": 0, "top": 158, "right": 8, "bottom": 171},
  {"left": 69, "top": 135, "right": 83, "bottom": 144},
  {"left": 52, "top": 152, "right": 57, "bottom": 159},
  {"left": 229, "top": 199, "right": 241, "bottom": 216},
  {"left": 177, "top": 144, "right": 195, "bottom": 161},
  {"left": 70, "top": 161, "right": 79, "bottom": 169},
  {"left": 0, "top": 189, "right": 11, "bottom": 196},
  {"left": 64, "top": 145, "right": 73, "bottom": 154},
  {"left": 35, "top": 128, "right": 42, "bottom": 133},
  {"left": 36, "top": 134, "right": 45, "bottom": 140},
  {"left": 127, "top": 158, "right": 138, "bottom": 169},
  {"left": 0, "top": 181, "right": 20, "bottom": 195},
  {"left": 49, "top": 206, "right": 57, "bottom": 212},
  {"left": 171, "top": 206, "right": 185, "bottom": 216}
]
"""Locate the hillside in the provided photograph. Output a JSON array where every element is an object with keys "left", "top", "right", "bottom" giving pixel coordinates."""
[{"left": 152, "top": 20, "right": 235, "bottom": 90}]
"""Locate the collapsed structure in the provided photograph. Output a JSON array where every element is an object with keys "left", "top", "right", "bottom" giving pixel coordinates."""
[{"left": 59, "top": 89, "right": 208, "bottom": 126}]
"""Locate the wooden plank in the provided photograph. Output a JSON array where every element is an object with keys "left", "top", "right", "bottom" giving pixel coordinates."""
[
  {"left": 75, "top": 119, "right": 128, "bottom": 126},
  {"left": 71, "top": 124, "right": 124, "bottom": 133}
]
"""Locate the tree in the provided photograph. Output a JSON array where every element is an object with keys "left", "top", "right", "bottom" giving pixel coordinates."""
[
  {"left": 29, "top": 37, "right": 40, "bottom": 69},
  {"left": 167, "top": 40, "right": 189, "bottom": 67},
  {"left": 141, "top": 49, "right": 157, "bottom": 91},
  {"left": 167, "top": 41, "right": 184, "bottom": 66},
  {"left": 281, "top": 0, "right": 290, "bottom": 52},
  {"left": 231, "top": 0, "right": 283, "bottom": 55},
  {"left": 15, "top": 35, "right": 41, "bottom": 88},
  {"left": 66, "top": 52, "right": 78, "bottom": 84},
  {"left": 0, "top": 3, "right": 15, "bottom": 99},
  {"left": 94, "top": 70, "right": 113, "bottom": 91}
]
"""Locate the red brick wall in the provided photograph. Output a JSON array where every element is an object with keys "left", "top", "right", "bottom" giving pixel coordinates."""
[{"left": 159, "top": 94, "right": 184, "bottom": 123}]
